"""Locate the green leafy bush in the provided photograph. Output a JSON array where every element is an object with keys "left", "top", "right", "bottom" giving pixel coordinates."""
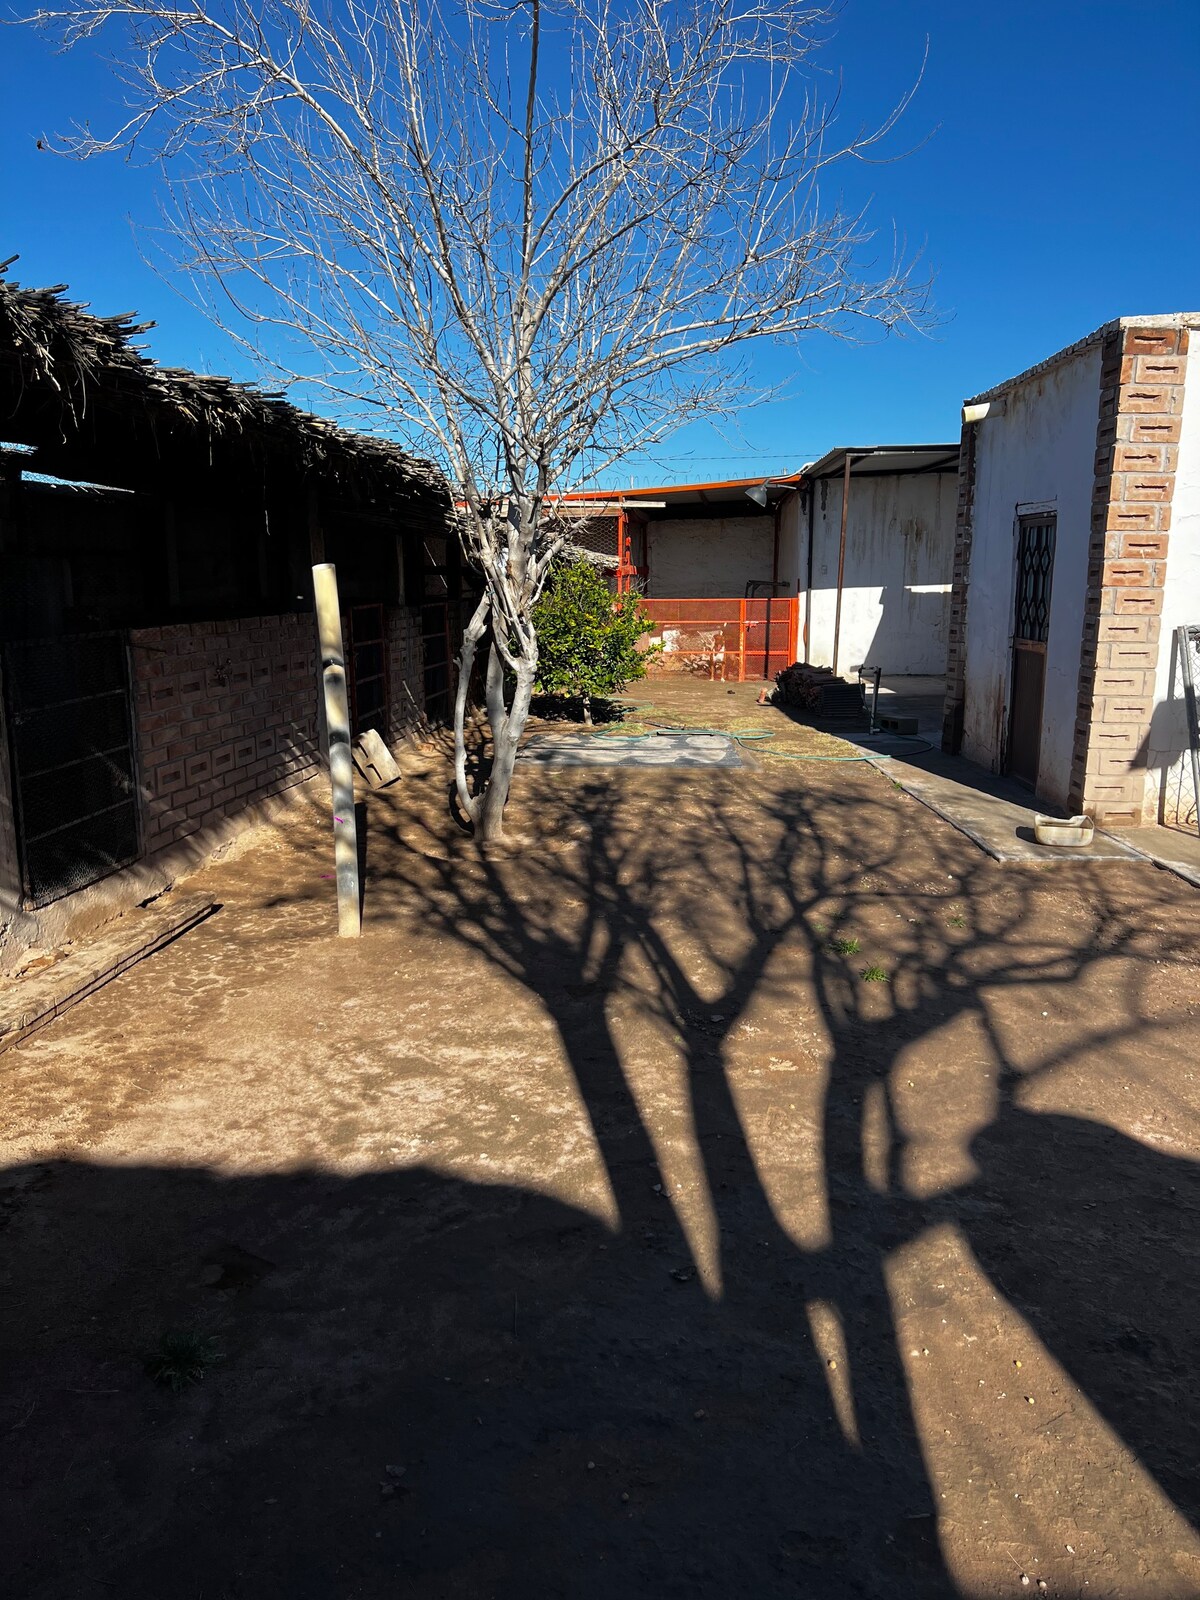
[
  {"left": 145, "top": 1330, "right": 222, "bottom": 1390},
  {"left": 532, "top": 557, "right": 653, "bottom": 720}
]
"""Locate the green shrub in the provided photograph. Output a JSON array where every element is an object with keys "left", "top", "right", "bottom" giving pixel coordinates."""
[
  {"left": 145, "top": 1330, "right": 222, "bottom": 1390},
  {"left": 533, "top": 557, "right": 653, "bottom": 720}
]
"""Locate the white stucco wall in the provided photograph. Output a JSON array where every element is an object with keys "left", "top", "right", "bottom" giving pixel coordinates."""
[
  {"left": 776, "top": 491, "right": 803, "bottom": 600},
  {"left": 803, "top": 472, "right": 956, "bottom": 675},
  {"left": 1146, "top": 346, "right": 1200, "bottom": 827},
  {"left": 646, "top": 515, "right": 776, "bottom": 597},
  {"left": 959, "top": 344, "right": 1103, "bottom": 806}
]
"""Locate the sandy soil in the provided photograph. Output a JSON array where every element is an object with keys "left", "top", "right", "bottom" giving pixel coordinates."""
[{"left": 1, "top": 679, "right": 1198, "bottom": 1599}]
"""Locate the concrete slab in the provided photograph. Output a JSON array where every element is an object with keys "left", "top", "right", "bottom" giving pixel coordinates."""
[
  {"left": 807, "top": 678, "right": 1143, "bottom": 865},
  {"left": 1102, "top": 824, "right": 1200, "bottom": 889},
  {"left": 842, "top": 740, "right": 1143, "bottom": 864},
  {"left": 520, "top": 730, "right": 744, "bottom": 769}
]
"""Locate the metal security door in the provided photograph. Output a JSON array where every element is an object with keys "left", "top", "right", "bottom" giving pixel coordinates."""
[
  {"left": 1006, "top": 517, "right": 1056, "bottom": 787},
  {"left": 2, "top": 631, "right": 140, "bottom": 906}
]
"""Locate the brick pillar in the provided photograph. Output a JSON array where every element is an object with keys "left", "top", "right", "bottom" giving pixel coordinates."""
[
  {"left": 1070, "top": 325, "right": 1186, "bottom": 824},
  {"left": 941, "top": 418, "right": 977, "bottom": 752}
]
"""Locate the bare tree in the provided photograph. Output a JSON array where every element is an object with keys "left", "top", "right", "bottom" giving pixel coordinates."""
[{"left": 30, "top": 0, "right": 928, "bottom": 840}]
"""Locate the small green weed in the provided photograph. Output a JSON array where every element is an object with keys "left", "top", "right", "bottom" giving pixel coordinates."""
[
  {"left": 860, "top": 965, "right": 889, "bottom": 983},
  {"left": 948, "top": 910, "right": 966, "bottom": 928},
  {"left": 145, "top": 1331, "right": 222, "bottom": 1391},
  {"left": 831, "top": 936, "right": 861, "bottom": 956}
]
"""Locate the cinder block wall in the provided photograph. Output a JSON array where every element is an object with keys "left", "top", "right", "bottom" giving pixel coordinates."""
[
  {"left": 133, "top": 607, "right": 429, "bottom": 852},
  {"left": 1, "top": 606, "right": 429, "bottom": 967},
  {"left": 131, "top": 615, "right": 324, "bottom": 854}
]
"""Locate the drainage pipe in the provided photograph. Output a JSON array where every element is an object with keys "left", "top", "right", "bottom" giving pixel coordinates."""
[{"left": 831, "top": 452, "right": 854, "bottom": 679}]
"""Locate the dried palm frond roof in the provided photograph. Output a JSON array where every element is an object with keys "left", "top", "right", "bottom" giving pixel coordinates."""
[{"left": 0, "top": 259, "right": 448, "bottom": 506}]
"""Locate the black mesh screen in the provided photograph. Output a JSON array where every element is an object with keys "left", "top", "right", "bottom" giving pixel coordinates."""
[{"left": 3, "top": 631, "right": 140, "bottom": 906}]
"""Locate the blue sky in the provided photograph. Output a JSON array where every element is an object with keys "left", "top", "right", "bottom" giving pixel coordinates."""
[{"left": 3, "top": 0, "right": 1199, "bottom": 487}]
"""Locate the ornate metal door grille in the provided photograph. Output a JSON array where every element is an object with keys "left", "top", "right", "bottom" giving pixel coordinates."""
[
  {"left": 1006, "top": 515, "right": 1057, "bottom": 787},
  {"left": 1015, "top": 519, "right": 1055, "bottom": 643}
]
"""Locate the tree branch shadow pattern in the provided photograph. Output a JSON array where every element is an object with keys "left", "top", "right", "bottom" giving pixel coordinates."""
[{"left": 1, "top": 759, "right": 1197, "bottom": 1599}]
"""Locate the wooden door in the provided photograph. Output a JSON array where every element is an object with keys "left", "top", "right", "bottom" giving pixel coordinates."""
[{"left": 1005, "top": 516, "right": 1056, "bottom": 787}]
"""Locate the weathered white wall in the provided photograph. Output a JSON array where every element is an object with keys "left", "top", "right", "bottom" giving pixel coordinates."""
[
  {"left": 1146, "top": 346, "right": 1200, "bottom": 826},
  {"left": 647, "top": 515, "right": 775, "bottom": 597},
  {"left": 804, "top": 472, "right": 956, "bottom": 675},
  {"left": 776, "top": 491, "right": 803, "bottom": 603},
  {"left": 959, "top": 344, "right": 1102, "bottom": 806}
]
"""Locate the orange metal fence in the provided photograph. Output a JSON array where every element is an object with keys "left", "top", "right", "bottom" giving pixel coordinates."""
[{"left": 637, "top": 597, "right": 799, "bottom": 682}]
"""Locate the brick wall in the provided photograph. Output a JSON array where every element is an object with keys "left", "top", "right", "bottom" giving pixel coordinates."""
[
  {"left": 131, "top": 614, "right": 322, "bottom": 856},
  {"left": 940, "top": 419, "right": 977, "bottom": 752},
  {"left": 1070, "top": 325, "right": 1187, "bottom": 824}
]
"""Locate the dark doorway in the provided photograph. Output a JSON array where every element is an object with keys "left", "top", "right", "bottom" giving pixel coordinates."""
[
  {"left": 1005, "top": 516, "right": 1055, "bottom": 788},
  {"left": 421, "top": 602, "right": 452, "bottom": 722},
  {"left": 2, "top": 630, "right": 140, "bottom": 906},
  {"left": 347, "top": 603, "right": 388, "bottom": 740}
]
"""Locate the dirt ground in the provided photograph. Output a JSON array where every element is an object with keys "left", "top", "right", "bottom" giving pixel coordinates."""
[{"left": 2, "top": 678, "right": 1199, "bottom": 1600}]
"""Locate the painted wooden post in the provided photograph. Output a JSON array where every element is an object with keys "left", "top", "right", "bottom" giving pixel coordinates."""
[{"left": 312, "top": 562, "right": 361, "bottom": 938}]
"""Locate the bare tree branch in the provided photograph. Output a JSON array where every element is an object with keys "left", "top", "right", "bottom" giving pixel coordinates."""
[{"left": 27, "top": 0, "right": 932, "bottom": 839}]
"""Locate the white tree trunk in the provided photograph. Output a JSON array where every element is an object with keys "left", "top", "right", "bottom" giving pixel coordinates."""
[
  {"left": 452, "top": 590, "right": 540, "bottom": 842},
  {"left": 453, "top": 592, "right": 491, "bottom": 826},
  {"left": 478, "top": 661, "right": 536, "bottom": 843}
]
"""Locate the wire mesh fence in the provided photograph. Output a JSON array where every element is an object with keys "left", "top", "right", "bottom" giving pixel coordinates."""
[
  {"left": 638, "top": 597, "right": 799, "bottom": 682},
  {"left": 2, "top": 631, "right": 140, "bottom": 905},
  {"left": 1173, "top": 623, "right": 1200, "bottom": 837}
]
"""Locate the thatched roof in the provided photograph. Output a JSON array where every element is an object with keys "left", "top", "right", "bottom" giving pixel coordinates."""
[{"left": 0, "top": 259, "right": 448, "bottom": 508}]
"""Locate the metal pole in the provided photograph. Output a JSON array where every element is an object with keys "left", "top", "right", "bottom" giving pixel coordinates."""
[
  {"left": 803, "top": 480, "right": 814, "bottom": 664},
  {"left": 764, "top": 500, "right": 783, "bottom": 678},
  {"left": 831, "top": 453, "right": 853, "bottom": 678},
  {"left": 870, "top": 666, "right": 882, "bottom": 734},
  {"left": 313, "top": 562, "right": 362, "bottom": 938},
  {"left": 1177, "top": 623, "right": 1200, "bottom": 839}
]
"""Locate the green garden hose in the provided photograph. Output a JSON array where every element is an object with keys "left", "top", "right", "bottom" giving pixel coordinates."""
[{"left": 599, "top": 701, "right": 935, "bottom": 761}]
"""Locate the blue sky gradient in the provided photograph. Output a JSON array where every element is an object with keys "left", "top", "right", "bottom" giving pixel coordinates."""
[{"left": 3, "top": 0, "right": 1198, "bottom": 486}]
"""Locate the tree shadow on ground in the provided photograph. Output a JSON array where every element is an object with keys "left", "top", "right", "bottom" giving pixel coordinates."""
[{"left": 1, "top": 761, "right": 1197, "bottom": 1598}]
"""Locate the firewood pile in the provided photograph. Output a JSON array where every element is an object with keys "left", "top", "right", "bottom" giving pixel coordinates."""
[{"left": 773, "top": 662, "right": 864, "bottom": 719}]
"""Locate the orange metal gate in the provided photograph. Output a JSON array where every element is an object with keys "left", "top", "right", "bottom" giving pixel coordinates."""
[{"left": 637, "top": 597, "right": 799, "bottom": 682}]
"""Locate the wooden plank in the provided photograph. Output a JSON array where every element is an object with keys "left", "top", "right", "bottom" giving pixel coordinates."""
[
  {"left": 352, "top": 728, "right": 402, "bottom": 789},
  {"left": 0, "top": 893, "right": 217, "bottom": 1057}
]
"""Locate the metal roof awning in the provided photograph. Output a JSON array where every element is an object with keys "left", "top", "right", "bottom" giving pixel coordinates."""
[
  {"left": 555, "top": 472, "right": 805, "bottom": 519},
  {"left": 561, "top": 449, "right": 958, "bottom": 511},
  {"left": 802, "top": 444, "right": 960, "bottom": 480}
]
